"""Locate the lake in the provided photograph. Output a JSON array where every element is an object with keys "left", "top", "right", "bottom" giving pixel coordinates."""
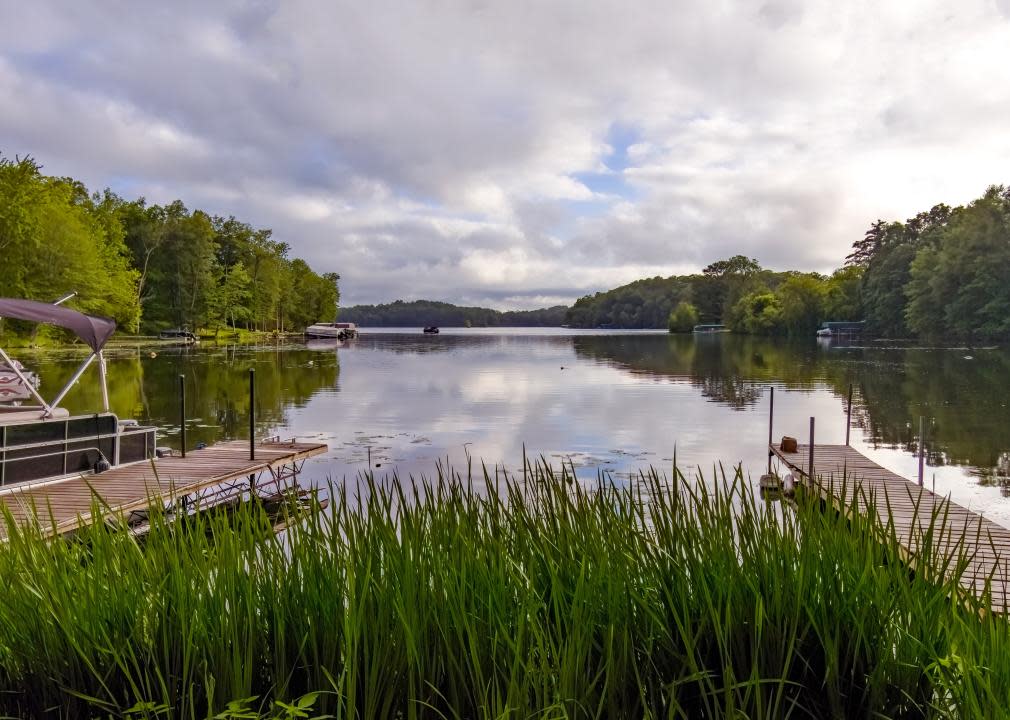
[{"left": 16, "top": 328, "right": 1010, "bottom": 526}]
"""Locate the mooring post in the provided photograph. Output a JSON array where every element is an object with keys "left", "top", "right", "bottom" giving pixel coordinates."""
[
  {"left": 808, "top": 416, "right": 815, "bottom": 481},
  {"left": 179, "top": 374, "right": 186, "bottom": 459},
  {"left": 767, "top": 386, "right": 774, "bottom": 474},
  {"left": 918, "top": 415, "right": 925, "bottom": 486},
  {"left": 249, "top": 368, "right": 256, "bottom": 461},
  {"left": 845, "top": 383, "right": 853, "bottom": 446}
]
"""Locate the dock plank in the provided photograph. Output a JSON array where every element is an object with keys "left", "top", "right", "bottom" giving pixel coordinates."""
[
  {"left": 0, "top": 440, "right": 327, "bottom": 538},
  {"left": 772, "top": 443, "right": 1010, "bottom": 614}
]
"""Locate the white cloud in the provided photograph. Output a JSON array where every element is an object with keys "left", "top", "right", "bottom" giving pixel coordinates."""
[{"left": 2, "top": 0, "right": 1010, "bottom": 307}]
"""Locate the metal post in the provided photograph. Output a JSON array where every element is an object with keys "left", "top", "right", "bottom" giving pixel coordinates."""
[
  {"left": 767, "top": 386, "right": 774, "bottom": 474},
  {"left": 179, "top": 374, "right": 186, "bottom": 458},
  {"left": 845, "top": 383, "right": 853, "bottom": 446},
  {"left": 49, "top": 352, "right": 99, "bottom": 412},
  {"left": 918, "top": 415, "right": 925, "bottom": 486},
  {"left": 98, "top": 351, "right": 109, "bottom": 413},
  {"left": 808, "top": 416, "right": 815, "bottom": 481},
  {"left": 249, "top": 368, "right": 256, "bottom": 461}
]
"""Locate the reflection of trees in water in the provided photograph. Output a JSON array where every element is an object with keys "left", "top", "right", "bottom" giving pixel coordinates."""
[
  {"left": 973, "top": 452, "right": 1010, "bottom": 497},
  {"left": 572, "top": 334, "right": 1010, "bottom": 476},
  {"left": 30, "top": 345, "right": 339, "bottom": 447},
  {"left": 352, "top": 334, "right": 572, "bottom": 355},
  {"left": 856, "top": 350, "right": 1010, "bottom": 474},
  {"left": 572, "top": 335, "right": 823, "bottom": 409}
]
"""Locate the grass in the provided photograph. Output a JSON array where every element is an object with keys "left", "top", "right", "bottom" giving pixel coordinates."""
[{"left": 0, "top": 461, "right": 1008, "bottom": 718}]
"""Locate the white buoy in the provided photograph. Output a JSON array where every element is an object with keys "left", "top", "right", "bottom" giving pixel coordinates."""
[{"left": 782, "top": 472, "right": 796, "bottom": 496}]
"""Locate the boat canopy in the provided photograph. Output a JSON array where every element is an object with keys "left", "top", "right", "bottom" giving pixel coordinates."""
[{"left": 0, "top": 298, "right": 116, "bottom": 352}]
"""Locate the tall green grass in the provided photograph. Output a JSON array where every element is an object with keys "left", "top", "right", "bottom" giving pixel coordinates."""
[{"left": 0, "top": 461, "right": 1007, "bottom": 718}]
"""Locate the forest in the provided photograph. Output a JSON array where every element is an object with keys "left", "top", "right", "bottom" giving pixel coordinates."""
[
  {"left": 5, "top": 148, "right": 1005, "bottom": 342},
  {"left": 568, "top": 184, "right": 1010, "bottom": 340},
  {"left": 339, "top": 299, "right": 568, "bottom": 327},
  {"left": 565, "top": 256, "right": 862, "bottom": 337},
  {"left": 0, "top": 155, "right": 338, "bottom": 337}
]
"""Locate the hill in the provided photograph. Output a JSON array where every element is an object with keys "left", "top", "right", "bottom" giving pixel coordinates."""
[{"left": 339, "top": 300, "right": 568, "bottom": 327}]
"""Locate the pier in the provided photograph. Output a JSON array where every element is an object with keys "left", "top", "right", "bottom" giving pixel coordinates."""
[
  {"left": 0, "top": 439, "right": 327, "bottom": 538},
  {"left": 771, "top": 441, "right": 1010, "bottom": 613}
]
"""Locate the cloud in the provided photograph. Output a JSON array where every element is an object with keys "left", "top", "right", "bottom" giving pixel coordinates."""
[{"left": 2, "top": 0, "right": 1010, "bottom": 308}]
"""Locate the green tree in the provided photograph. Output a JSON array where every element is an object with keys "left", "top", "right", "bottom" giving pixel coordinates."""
[
  {"left": 905, "top": 187, "right": 1010, "bottom": 340},
  {"left": 823, "top": 266, "right": 864, "bottom": 321},
  {"left": 0, "top": 155, "right": 140, "bottom": 330},
  {"left": 208, "top": 261, "right": 253, "bottom": 333},
  {"left": 667, "top": 301, "right": 699, "bottom": 333},
  {"left": 731, "top": 291, "right": 784, "bottom": 335},
  {"left": 777, "top": 274, "right": 826, "bottom": 336}
]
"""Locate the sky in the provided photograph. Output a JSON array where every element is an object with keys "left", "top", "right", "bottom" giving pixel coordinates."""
[{"left": 2, "top": 1, "right": 1010, "bottom": 309}]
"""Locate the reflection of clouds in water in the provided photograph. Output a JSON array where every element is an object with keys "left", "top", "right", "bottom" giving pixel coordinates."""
[
  {"left": 22, "top": 331, "right": 1010, "bottom": 527},
  {"left": 285, "top": 334, "right": 827, "bottom": 484}
]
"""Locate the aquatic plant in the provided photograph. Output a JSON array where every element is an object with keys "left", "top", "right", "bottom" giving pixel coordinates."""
[{"left": 0, "top": 461, "right": 1007, "bottom": 718}]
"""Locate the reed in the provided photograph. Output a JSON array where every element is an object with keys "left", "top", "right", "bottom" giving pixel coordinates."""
[{"left": 0, "top": 461, "right": 1006, "bottom": 718}]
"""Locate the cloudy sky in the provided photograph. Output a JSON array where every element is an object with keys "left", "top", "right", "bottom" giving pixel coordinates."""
[{"left": 3, "top": 1, "right": 1010, "bottom": 308}]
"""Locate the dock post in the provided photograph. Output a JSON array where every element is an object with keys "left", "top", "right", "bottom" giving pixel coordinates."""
[
  {"left": 249, "top": 368, "right": 256, "bottom": 461},
  {"left": 808, "top": 416, "right": 815, "bottom": 481},
  {"left": 918, "top": 416, "right": 925, "bottom": 486},
  {"left": 767, "top": 386, "right": 774, "bottom": 474},
  {"left": 845, "top": 383, "right": 853, "bottom": 446},
  {"left": 179, "top": 374, "right": 186, "bottom": 459}
]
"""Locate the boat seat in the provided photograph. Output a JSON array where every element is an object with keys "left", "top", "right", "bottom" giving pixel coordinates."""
[{"left": 0, "top": 407, "right": 71, "bottom": 424}]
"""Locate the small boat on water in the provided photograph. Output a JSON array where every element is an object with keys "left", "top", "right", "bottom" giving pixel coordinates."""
[
  {"left": 815, "top": 321, "right": 865, "bottom": 339},
  {"left": 0, "top": 298, "right": 157, "bottom": 487},
  {"left": 423, "top": 326, "right": 440, "bottom": 334},
  {"left": 693, "top": 324, "right": 729, "bottom": 334},
  {"left": 305, "top": 321, "right": 358, "bottom": 340},
  {"left": 159, "top": 328, "right": 198, "bottom": 343}
]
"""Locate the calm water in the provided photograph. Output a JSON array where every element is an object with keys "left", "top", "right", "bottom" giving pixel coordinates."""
[{"left": 16, "top": 329, "right": 1010, "bottom": 525}]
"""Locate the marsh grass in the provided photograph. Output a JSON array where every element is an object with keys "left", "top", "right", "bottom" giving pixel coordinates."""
[{"left": 0, "top": 461, "right": 1007, "bottom": 718}]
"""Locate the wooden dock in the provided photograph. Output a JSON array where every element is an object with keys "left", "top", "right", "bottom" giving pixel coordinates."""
[
  {"left": 0, "top": 440, "right": 327, "bottom": 538},
  {"left": 771, "top": 443, "right": 1010, "bottom": 613}
]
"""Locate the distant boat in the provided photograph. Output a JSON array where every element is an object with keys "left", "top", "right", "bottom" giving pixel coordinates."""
[
  {"left": 423, "top": 326, "right": 440, "bottom": 334},
  {"left": 693, "top": 324, "right": 728, "bottom": 334},
  {"left": 815, "top": 321, "right": 865, "bottom": 339},
  {"left": 159, "top": 329, "right": 198, "bottom": 343},
  {"left": 305, "top": 322, "right": 358, "bottom": 340}
]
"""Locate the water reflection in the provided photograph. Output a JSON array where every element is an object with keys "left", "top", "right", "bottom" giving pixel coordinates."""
[
  {"left": 12, "top": 332, "right": 1010, "bottom": 518},
  {"left": 571, "top": 334, "right": 1010, "bottom": 490},
  {"left": 20, "top": 343, "right": 339, "bottom": 448}
]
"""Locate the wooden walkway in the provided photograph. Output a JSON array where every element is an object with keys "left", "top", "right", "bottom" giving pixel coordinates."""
[
  {"left": 0, "top": 440, "right": 327, "bottom": 538},
  {"left": 772, "top": 443, "right": 1010, "bottom": 614}
]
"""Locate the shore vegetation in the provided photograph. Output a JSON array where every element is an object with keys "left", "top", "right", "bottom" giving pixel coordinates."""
[
  {"left": 0, "top": 461, "right": 1007, "bottom": 717},
  {"left": 0, "top": 154, "right": 338, "bottom": 341}
]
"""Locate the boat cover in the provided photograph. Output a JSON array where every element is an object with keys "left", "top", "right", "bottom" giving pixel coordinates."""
[{"left": 0, "top": 298, "right": 116, "bottom": 352}]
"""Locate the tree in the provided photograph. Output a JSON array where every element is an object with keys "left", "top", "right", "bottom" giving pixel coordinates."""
[
  {"left": 905, "top": 187, "right": 1010, "bottom": 340},
  {"left": 667, "top": 301, "right": 699, "bottom": 333},
  {"left": 731, "top": 291, "right": 784, "bottom": 335},
  {"left": 208, "top": 261, "right": 252, "bottom": 333},
  {"left": 702, "top": 255, "right": 761, "bottom": 277},
  {"left": 0, "top": 154, "right": 140, "bottom": 329},
  {"left": 823, "top": 266, "right": 864, "bottom": 321},
  {"left": 777, "top": 274, "right": 826, "bottom": 336}
]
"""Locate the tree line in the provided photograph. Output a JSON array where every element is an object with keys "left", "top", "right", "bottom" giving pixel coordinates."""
[
  {"left": 850, "top": 185, "right": 1010, "bottom": 340},
  {"left": 0, "top": 155, "right": 338, "bottom": 336},
  {"left": 565, "top": 256, "right": 861, "bottom": 336},
  {"left": 339, "top": 300, "right": 568, "bottom": 327},
  {"left": 568, "top": 184, "right": 1010, "bottom": 340}
]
